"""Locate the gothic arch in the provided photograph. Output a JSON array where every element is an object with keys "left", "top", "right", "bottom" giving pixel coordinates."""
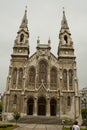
[
  {"left": 27, "top": 97, "right": 34, "bottom": 115},
  {"left": 50, "top": 98, "right": 57, "bottom": 116},
  {"left": 37, "top": 96, "right": 46, "bottom": 115},
  {"left": 39, "top": 60, "right": 48, "bottom": 84}
]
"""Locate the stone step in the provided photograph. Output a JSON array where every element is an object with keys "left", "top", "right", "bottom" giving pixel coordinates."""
[{"left": 10, "top": 116, "right": 61, "bottom": 124}]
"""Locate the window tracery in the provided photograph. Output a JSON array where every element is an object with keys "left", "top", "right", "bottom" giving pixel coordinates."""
[{"left": 39, "top": 60, "right": 47, "bottom": 84}]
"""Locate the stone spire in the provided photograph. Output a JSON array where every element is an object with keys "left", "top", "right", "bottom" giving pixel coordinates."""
[
  {"left": 18, "top": 7, "right": 29, "bottom": 34},
  {"left": 20, "top": 7, "right": 28, "bottom": 28},
  {"left": 60, "top": 8, "right": 70, "bottom": 34},
  {"left": 61, "top": 8, "right": 69, "bottom": 29}
]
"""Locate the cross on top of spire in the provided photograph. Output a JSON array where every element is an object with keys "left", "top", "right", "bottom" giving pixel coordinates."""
[
  {"left": 25, "top": 5, "right": 27, "bottom": 13},
  {"left": 61, "top": 8, "right": 69, "bottom": 29},
  {"left": 63, "top": 7, "right": 65, "bottom": 13}
]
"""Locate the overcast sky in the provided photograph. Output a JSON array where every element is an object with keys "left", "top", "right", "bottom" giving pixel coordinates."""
[{"left": 0, "top": 0, "right": 87, "bottom": 94}]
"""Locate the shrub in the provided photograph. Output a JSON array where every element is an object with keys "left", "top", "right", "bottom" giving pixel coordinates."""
[
  {"left": 13, "top": 111, "right": 20, "bottom": 124},
  {"left": 81, "top": 108, "right": 87, "bottom": 120},
  {"left": 0, "top": 102, "right": 3, "bottom": 113}
]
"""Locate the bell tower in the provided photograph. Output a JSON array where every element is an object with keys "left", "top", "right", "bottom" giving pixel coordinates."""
[
  {"left": 11, "top": 8, "right": 29, "bottom": 59},
  {"left": 58, "top": 9, "right": 75, "bottom": 61},
  {"left": 57, "top": 9, "right": 80, "bottom": 119}
]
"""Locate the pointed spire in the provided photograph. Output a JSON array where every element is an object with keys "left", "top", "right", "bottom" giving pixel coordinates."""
[
  {"left": 48, "top": 37, "right": 51, "bottom": 44},
  {"left": 61, "top": 7, "right": 69, "bottom": 29},
  {"left": 20, "top": 6, "right": 28, "bottom": 28},
  {"left": 37, "top": 36, "right": 40, "bottom": 44},
  {"left": 18, "top": 6, "right": 29, "bottom": 35}
]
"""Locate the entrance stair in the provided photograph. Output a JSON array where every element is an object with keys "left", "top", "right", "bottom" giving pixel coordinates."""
[{"left": 10, "top": 116, "right": 61, "bottom": 124}]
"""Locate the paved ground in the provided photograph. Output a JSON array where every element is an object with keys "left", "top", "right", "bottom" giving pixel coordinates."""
[{"left": 15, "top": 124, "right": 63, "bottom": 130}]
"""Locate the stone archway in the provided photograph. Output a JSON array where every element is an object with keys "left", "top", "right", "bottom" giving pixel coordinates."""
[
  {"left": 37, "top": 97, "right": 46, "bottom": 115},
  {"left": 50, "top": 98, "right": 57, "bottom": 116},
  {"left": 27, "top": 97, "right": 34, "bottom": 115}
]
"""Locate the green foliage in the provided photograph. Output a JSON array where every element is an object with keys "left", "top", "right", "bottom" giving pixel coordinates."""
[
  {"left": 0, "top": 124, "right": 18, "bottom": 130},
  {"left": 81, "top": 108, "right": 87, "bottom": 119},
  {"left": 62, "top": 118, "right": 74, "bottom": 125},
  {"left": 0, "top": 102, "right": 3, "bottom": 112},
  {"left": 13, "top": 111, "right": 20, "bottom": 124}
]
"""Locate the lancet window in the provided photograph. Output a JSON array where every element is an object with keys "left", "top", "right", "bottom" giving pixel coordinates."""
[
  {"left": 69, "top": 69, "right": 73, "bottom": 86},
  {"left": 64, "top": 35, "right": 68, "bottom": 44},
  {"left": 29, "top": 67, "right": 35, "bottom": 84},
  {"left": 18, "top": 68, "right": 23, "bottom": 86},
  {"left": 12, "top": 68, "right": 17, "bottom": 84},
  {"left": 39, "top": 60, "right": 47, "bottom": 84},
  {"left": 20, "top": 33, "right": 24, "bottom": 42},
  {"left": 50, "top": 67, "right": 57, "bottom": 87},
  {"left": 63, "top": 69, "right": 67, "bottom": 89}
]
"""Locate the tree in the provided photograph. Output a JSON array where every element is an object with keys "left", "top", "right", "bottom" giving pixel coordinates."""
[
  {"left": 13, "top": 111, "right": 20, "bottom": 124},
  {"left": 0, "top": 102, "right": 3, "bottom": 113},
  {"left": 0, "top": 102, "right": 3, "bottom": 120},
  {"left": 81, "top": 108, "right": 87, "bottom": 126},
  {"left": 81, "top": 108, "right": 87, "bottom": 119}
]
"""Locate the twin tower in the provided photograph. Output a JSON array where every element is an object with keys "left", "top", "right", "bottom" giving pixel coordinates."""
[{"left": 3, "top": 8, "right": 81, "bottom": 121}]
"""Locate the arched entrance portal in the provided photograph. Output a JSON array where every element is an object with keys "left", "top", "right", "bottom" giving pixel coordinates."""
[
  {"left": 38, "top": 97, "right": 46, "bottom": 115},
  {"left": 50, "top": 98, "right": 57, "bottom": 116},
  {"left": 27, "top": 98, "right": 34, "bottom": 115}
]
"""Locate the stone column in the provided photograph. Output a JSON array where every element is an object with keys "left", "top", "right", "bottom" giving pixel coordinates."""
[
  {"left": 47, "top": 67, "right": 50, "bottom": 90},
  {"left": 23, "top": 66, "right": 26, "bottom": 91},
  {"left": 8, "top": 65, "right": 12, "bottom": 90},
  {"left": 57, "top": 98, "right": 60, "bottom": 117},
  {"left": 74, "top": 67, "right": 78, "bottom": 95},
  {"left": 46, "top": 98, "right": 50, "bottom": 116},
  {"left": 35, "top": 58, "right": 39, "bottom": 89},
  {"left": 35, "top": 72, "right": 38, "bottom": 89},
  {"left": 16, "top": 69, "right": 19, "bottom": 89},
  {"left": 67, "top": 70, "right": 69, "bottom": 90},
  {"left": 33, "top": 98, "right": 37, "bottom": 116},
  {"left": 23, "top": 97, "right": 27, "bottom": 115},
  {"left": 20, "top": 95, "right": 24, "bottom": 113},
  {"left": 59, "top": 95, "right": 63, "bottom": 118}
]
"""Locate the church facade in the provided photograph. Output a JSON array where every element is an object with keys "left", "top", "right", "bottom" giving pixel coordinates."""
[{"left": 3, "top": 9, "right": 81, "bottom": 120}]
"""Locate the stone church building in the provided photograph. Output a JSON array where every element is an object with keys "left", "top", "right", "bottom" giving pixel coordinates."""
[{"left": 3, "top": 9, "right": 81, "bottom": 121}]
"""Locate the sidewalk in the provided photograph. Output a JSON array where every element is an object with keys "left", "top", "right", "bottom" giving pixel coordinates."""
[{"left": 14, "top": 124, "right": 63, "bottom": 130}]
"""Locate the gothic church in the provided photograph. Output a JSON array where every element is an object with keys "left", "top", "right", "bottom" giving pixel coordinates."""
[{"left": 3, "top": 9, "right": 81, "bottom": 121}]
